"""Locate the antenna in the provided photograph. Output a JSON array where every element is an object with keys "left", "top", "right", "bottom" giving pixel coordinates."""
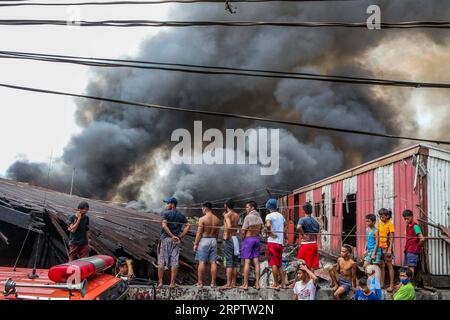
[{"left": 70, "top": 167, "right": 75, "bottom": 196}]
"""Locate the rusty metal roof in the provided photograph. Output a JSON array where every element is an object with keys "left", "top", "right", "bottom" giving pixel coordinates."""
[{"left": 0, "top": 178, "right": 202, "bottom": 284}]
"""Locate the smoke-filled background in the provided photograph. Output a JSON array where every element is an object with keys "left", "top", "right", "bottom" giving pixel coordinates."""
[{"left": 6, "top": 0, "right": 450, "bottom": 210}]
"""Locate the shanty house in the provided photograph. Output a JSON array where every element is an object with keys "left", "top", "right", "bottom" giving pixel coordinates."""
[{"left": 278, "top": 144, "right": 450, "bottom": 284}]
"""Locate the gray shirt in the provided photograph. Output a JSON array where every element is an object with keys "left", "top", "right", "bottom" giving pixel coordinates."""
[{"left": 242, "top": 210, "right": 263, "bottom": 229}]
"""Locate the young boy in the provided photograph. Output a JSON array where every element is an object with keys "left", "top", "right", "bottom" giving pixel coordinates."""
[
  {"left": 293, "top": 263, "right": 318, "bottom": 300},
  {"left": 377, "top": 208, "right": 395, "bottom": 292},
  {"left": 393, "top": 267, "right": 415, "bottom": 300},
  {"left": 115, "top": 257, "right": 135, "bottom": 279},
  {"left": 402, "top": 209, "right": 425, "bottom": 280},
  {"left": 366, "top": 264, "right": 382, "bottom": 300},
  {"left": 363, "top": 214, "right": 382, "bottom": 269},
  {"left": 67, "top": 201, "right": 90, "bottom": 261},
  {"left": 327, "top": 245, "right": 357, "bottom": 300},
  {"left": 353, "top": 277, "right": 381, "bottom": 300}
]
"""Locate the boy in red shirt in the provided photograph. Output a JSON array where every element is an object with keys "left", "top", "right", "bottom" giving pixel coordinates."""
[{"left": 402, "top": 209, "right": 425, "bottom": 280}]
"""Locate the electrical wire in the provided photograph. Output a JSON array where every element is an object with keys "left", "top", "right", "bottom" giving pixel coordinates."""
[
  {"left": 122, "top": 215, "right": 450, "bottom": 240},
  {"left": 0, "top": 82, "right": 449, "bottom": 145},
  {"left": 1, "top": 50, "right": 449, "bottom": 89},
  {"left": 0, "top": 0, "right": 360, "bottom": 7},
  {"left": 1, "top": 19, "right": 450, "bottom": 28}
]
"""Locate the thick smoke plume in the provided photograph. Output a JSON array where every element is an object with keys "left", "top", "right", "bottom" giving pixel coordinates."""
[{"left": 7, "top": 0, "right": 450, "bottom": 209}]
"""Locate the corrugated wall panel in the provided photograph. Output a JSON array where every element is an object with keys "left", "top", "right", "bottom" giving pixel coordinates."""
[
  {"left": 343, "top": 176, "right": 357, "bottom": 201},
  {"left": 331, "top": 180, "right": 343, "bottom": 255},
  {"left": 374, "top": 164, "right": 395, "bottom": 215},
  {"left": 356, "top": 171, "right": 374, "bottom": 259},
  {"left": 287, "top": 194, "right": 295, "bottom": 245},
  {"left": 313, "top": 188, "right": 323, "bottom": 249},
  {"left": 374, "top": 164, "right": 396, "bottom": 263},
  {"left": 306, "top": 190, "right": 313, "bottom": 203},
  {"left": 321, "top": 185, "right": 332, "bottom": 252},
  {"left": 299, "top": 193, "right": 306, "bottom": 218},
  {"left": 427, "top": 156, "right": 450, "bottom": 275},
  {"left": 393, "top": 158, "right": 420, "bottom": 266}
]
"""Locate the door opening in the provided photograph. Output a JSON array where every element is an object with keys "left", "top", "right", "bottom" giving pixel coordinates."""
[{"left": 342, "top": 194, "right": 357, "bottom": 248}]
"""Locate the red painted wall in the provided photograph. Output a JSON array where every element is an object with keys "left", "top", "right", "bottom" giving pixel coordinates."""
[
  {"left": 299, "top": 193, "right": 306, "bottom": 218},
  {"left": 313, "top": 188, "right": 323, "bottom": 248},
  {"left": 393, "top": 158, "right": 420, "bottom": 266},
  {"left": 356, "top": 171, "right": 375, "bottom": 259},
  {"left": 331, "top": 181, "right": 343, "bottom": 255},
  {"left": 287, "top": 194, "right": 295, "bottom": 245}
]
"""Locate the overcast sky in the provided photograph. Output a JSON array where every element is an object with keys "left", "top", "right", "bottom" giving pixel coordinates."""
[{"left": 0, "top": 0, "right": 173, "bottom": 176}]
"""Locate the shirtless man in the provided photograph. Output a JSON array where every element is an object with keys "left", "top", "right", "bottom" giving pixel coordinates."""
[
  {"left": 240, "top": 201, "right": 263, "bottom": 290},
  {"left": 220, "top": 199, "right": 241, "bottom": 289},
  {"left": 327, "top": 245, "right": 357, "bottom": 299},
  {"left": 194, "top": 202, "right": 221, "bottom": 288}
]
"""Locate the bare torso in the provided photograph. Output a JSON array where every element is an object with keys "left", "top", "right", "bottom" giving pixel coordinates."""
[
  {"left": 337, "top": 257, "right": 355, "bottom": 280},
  {"left": 223, "top": 210, "right": 239, "bottom": 240},
  {"left": 200, "top": 213, "right": 221, "bottom": 238},
  {"left": 244, "top": 224, "right": 262, "bottom": 238}
]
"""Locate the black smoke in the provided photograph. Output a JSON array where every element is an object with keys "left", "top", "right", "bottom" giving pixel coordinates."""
[{"left": 7, "top": 0, "right": 450, "bottom": 208}]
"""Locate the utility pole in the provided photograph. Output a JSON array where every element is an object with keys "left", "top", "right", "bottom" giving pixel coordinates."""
[{"left": 70, "top": 167, "right": 75, "bottom": 196}]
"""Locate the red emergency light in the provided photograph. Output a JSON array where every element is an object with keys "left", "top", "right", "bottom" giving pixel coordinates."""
[{"left": 48, "top": 255, "right": 114, "bottom": 283}]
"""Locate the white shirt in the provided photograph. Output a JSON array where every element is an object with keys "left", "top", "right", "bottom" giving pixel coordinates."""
[
  {"left": 293, "top": 279, "right": 316, "bottom": 300},
  {"left": 265, "top": 211, "right": 285, "bottom": 245}
]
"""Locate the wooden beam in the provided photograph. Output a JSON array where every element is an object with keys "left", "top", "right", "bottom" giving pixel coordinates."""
[{"left": 0, "top": 204, "right": 32, "bottom": 229}]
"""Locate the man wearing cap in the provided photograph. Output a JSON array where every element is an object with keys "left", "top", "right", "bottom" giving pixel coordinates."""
[
  {"left": 240, "top": 200, "right": 263, "bottom": 290},
  {"left": 158, "top": 197, "right": 190, "bottom": 288},
  {"left": 265, "top": 198, "right": 287, "bottom": 289}
]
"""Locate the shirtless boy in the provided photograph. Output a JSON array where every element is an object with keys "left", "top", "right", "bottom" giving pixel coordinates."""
[
  {"left": 220, "top": 199, "right": 241, "bottom": 289},
  {"left": 194, "top": 202, "right": 221, "bottom": 288},
  {"left": 327, "top": 245, "right": 357, "bottom": 299}
]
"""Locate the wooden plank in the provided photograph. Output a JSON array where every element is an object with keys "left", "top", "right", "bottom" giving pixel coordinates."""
[{"left": 0, "top": 205, "right": 32, "bottom": 229}]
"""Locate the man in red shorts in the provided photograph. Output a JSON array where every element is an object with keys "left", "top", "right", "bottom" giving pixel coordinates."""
[
  {"left": 297, "top": 202, "right": 320, "bottom": 270},
  {"left": 265, "top": 198, "right": 286, "bottom": 289}
]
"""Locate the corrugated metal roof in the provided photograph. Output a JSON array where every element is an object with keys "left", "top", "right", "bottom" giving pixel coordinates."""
[{"left": 0, "top": 178, "right": 208, "bottom": 284}]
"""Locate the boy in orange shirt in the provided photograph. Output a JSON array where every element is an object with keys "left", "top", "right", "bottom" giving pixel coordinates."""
[{"left": 377, "top": 208, "right": 395, "bottom": 292}]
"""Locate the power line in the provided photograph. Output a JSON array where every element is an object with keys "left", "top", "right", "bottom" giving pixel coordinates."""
[
  {"left": 0, "top": 82, "right": 449, "bottom": 145},
  {"left": 0, "top": 0, "right": 358, "bottom": 6},
  {"left": 1, "top": 19, "right": 450, "bottom": 28},
  {"left": 1, "top": 50, "right": 449, "bottom": 89}
]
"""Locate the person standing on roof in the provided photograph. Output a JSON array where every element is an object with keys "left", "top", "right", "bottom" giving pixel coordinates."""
[
  {"left": 220, "top": 199, "right": 241, "bottom": 289},
  {"left": 239, "top": 201, "right": 263, "bottom": 290},
  {"left": 157, "top": 197, "right": 190, "bottom": 288},
  {"left": 402, "top": 209, "right": 425, "bottom": 281},
  {"left": 296, "top": 202, "right": 321, "bottom": 270},
  {"left": 193, "top": 202, "right": 221, "bottom": 288},
  {"left": 67, "top": 201, "right": 90, "bottom": 261},
  {"left": 265, "top": 198, "right": 287, "bottom": 290}
]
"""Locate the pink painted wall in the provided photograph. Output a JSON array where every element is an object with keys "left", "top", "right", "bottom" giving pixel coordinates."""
[
  {"left": 331, "top": 181, "right": 343, "bottom": 255},
  {"left": 393, "top": 159, "right": 420, "bottom": 266},
  {"left": 313, "top": 188, "right": 323, "bottom": 248},
  {"left": 356, "top": 171, "right": 375, "bottom": 259}
]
